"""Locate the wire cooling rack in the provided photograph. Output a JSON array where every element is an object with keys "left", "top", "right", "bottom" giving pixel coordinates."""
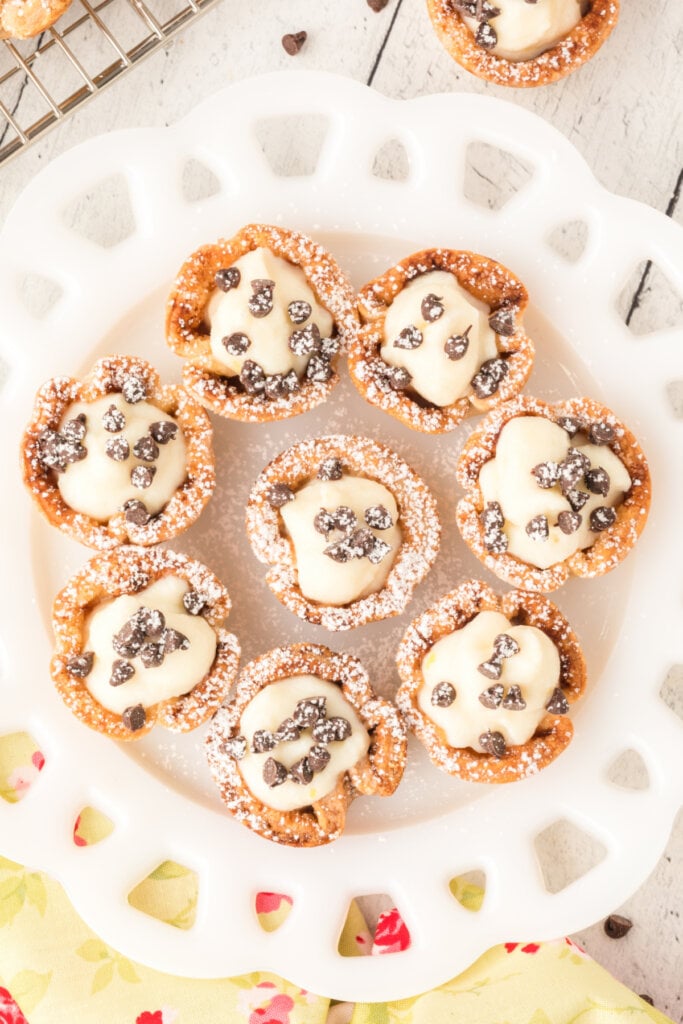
[{"left": 0, "top": 0, "right": 221, "bottom": 164}]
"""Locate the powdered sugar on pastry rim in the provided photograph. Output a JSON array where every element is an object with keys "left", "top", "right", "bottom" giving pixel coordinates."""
[
  {"left": 396, "top": 579, "right": 586, "bottom": 782},
  {"left": 205, "top": 643, "right": 406, "bottom": 846},
  {"left": 245, "top": 434, "right": 441, "bottom": 631}
]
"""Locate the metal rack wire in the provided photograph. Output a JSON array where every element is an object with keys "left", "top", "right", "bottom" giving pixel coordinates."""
[{"left": 0, "top": 0, "right": 221, "bottom": 165}]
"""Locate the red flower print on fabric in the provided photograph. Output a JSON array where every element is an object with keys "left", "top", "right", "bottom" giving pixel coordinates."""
[
  {"left": 249, "top": 993, "right": 295, "bottom": 1024},
  {"left": 0, "top": 988, "right": 29, "bottom": 1024},
  {"left": 255, "top": 892, "right": 293, "bottom": 915},
  {"left": 136, "top": 1012, "right": 163, "bottom": 1024},
  {"left": 504, "top": 942, "right": 541, "bottom": 954},
  {"left": 372, "top": 908, "right": 411, "bottom": 955}
]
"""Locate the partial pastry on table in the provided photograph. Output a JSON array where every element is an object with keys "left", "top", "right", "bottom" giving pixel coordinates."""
[
  {"left": 349, "top": 248, "right": 533, "bottom": 433},
  {"left": 165, "top": 223, "right": 359, "bottom": 422},
  {"left": 456, "top": 395, "right": 651, "bottom": 592},
  {"left": 0, "top": 0, "right": 72, "bottom": 39},
  {"left": 205, "top": 643, "right": 406, "bottom": 846},
  {"left": 245, "top": 435, "right": 441, "bottom": 631},
  {"left": 396, "top": 578, "right": 586, "bottom": 782},
  {"left": 425, "top": 0, "right": 619, "bottom": 88},
  {"left": 51, "top": 546, "right": 240, "bottom": 740},
  {"left": 21, "top": 355, "right": 215, "bottom": 550}
]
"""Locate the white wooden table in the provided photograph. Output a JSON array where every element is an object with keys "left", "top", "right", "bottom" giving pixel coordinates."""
[{"left": 1, "top": 0, "right": 681, "bottom": 1016}]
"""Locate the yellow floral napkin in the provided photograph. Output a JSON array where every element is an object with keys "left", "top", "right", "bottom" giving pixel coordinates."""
[{"left": 0, "top": 732, "right": 672, "bottom": 1024}]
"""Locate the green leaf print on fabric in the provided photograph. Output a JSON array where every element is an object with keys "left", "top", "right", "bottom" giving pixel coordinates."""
[
  {"left": 77, "top": 941, "right": 140, "bottom": 994},
  {"left": 0, "top": 869, "right": 47, "bottom": 927},
  {"left": 7, "top": 970, "right": 51, "bottom": 1015}
]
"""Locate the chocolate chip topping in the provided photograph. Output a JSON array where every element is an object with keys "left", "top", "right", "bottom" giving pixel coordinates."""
[
  {"left": 223, "top": 736, "right": 247, "bottom": 761},
  {"left": 526, "top": 514, "right": 549, "bottom": 541},
  {"left": 545, "top": 688, "right": 569, "bottom": 715},
  {"left": 494, "top": 633, "right": 520, "bottom": 659},
  {"left": 293, "top": 696, "right": 327, "bottom": 728},
  {"left": 311, "top": 718, "right": 340, "bottom": 744},
  {"left": 604, "top": 914, "right": 632, "bottom": 939},
  {"left": 532, "top": 461, "right": 561, "bottom": 489},
  {"left": 589, "top": 420, "right": 615, "bottom": 445},
  {"left": 481, "top": 501, "right": 508, "bottom": 553},
  {"left": 121, "top": 375, "right": 147, "bottom": 404},
  {"left": 131, "top": 465, "right": 156, "bottom": 490},
  {"left": 289, "top": 323, "right": 321, "bottom": 356},
  {"left": 162, "top": 628, "right": 190, "bottom": 653},
  {"left": 560, "top": 448, "right": 591, "bottom": 493},
  {"left": 66, "top": 652, "right": 94, "bottom": 678},
  {"left": 140, "top": 642, "right": 164, "bottom": 668},
  {"left": 502, "top": 685, "right": 526, "bottom": 710},
  {"left": 136, "top": 607, "right": 165, "bottom": 637},
  {"left": 103, "top": 405, "right": 125, "bottom": 432},
  {"left": 265, "top": 371, "right": 300, "bottom": 400},
  {"left": 444, "top": 325, "right": 471, "bottom": 361},
  {"left": 183, "top": 590, "right": 207, "bottom": 615},
  {"left": 248, "top": 278, "right": 275, "bottom": 318},
  {"left": 479, "top": 684, "right": 504, "bottom": 709},
  {"left": 123, "top": 499, "right": 150, "bottom": 526},
  {"left": 479, "top": 729, "right": 507, "bottom": 758},
  {"left": 488, "top": 302, "right": 515, "bottom": 336},
  {"left": 313, "top": 509, "right": 336, "bottom": 535},
  {"left": 110, "top": 659, "right": 135, "bottom": 686},
  {"left": 557, "top": 510, "right": 582, "bottom": 535},
  {"left": 317, "top": 458, "right": 343, "bottom": 481},
  {"left": 585, "top": 467, "right": 610, "bottom": 496},
  {"left": 252, "top": 730, "right": 277, "bottom": 754},
  {"left": 266, "top": 483, "right": 295, "bottom": 508},
  {"left": 367, "top": 536, "right": 392, "bottom": 565},
  {"left": 364, "top": 504, "right": 392, "bottom": 530},
  {"left": 306, "top": 353, "right": 333, "bottom": 383},
  {"left": 334, "top": 506, "right": 357, "bottom": 531},
  {"left": 223, "top": 332, "right": 251, "bottom": 356},
  {"left": 150, "top": 421, "right": 178, "bottom": 445},
  {"left": 122, "top": 704, "right": 146, "bottom": 731},
  {"left": 37, "top": 427, "right": 87, "bottom": 473},
  {"left": 431, "top": 681, "right": 456, "bottom": 707},
  {"left": 281, "top": 31, "right": 307, "bottom": 55},
  {"left": 385, "top": 365, "right": 412, "bottom": 391},
  {"left": 475, "top": 19, "right": 497, "bottom": 48},
  {"left": 263, "top": 757, "right": 288, "bottom": 787},
  {"left": 289, "top": 757, "right": 314, "bottom": 785},
  {"left": 393, "top": 325, "right": 423, "bottom": 350},
  {"left": 557, "top": 415, "right": 582, "bottom": 437},
  {"left": 239, "top": 359, "right": 266, "bottom": 395},
  {"left": 478, "top": 659, "right": 502, "bottom": 680},
  {"left": 590, "top": 506, "right": 617, "bottom": 532},
  {"left": 566, "top": 488, "right": 590, "bottom": 513},
  {"left": 471, "top": 357, "right": 509, "bottom": 399},
  {"left": 63, "top": 415, "right": 86, "bottom": 441},
  {"left": 133, "top": 435, "right": 159, "bottom": 462},
  {"left": 275, "top": 717, "right": 301, "bottom": 743},
  {"left": 323, "top": 538, "right": 352, "bottom": 563},
  {"left": 215, "top": 266, "right": 241, "bottom": 292},
  {"left": 112, "top": 618, "right": 145, "bottom": 658},
  {"left": 288, "top": 300, "right": 312, "bottom": 324},
  {"left": 105, "top": 437, "right": 130, "bottom": 462},
  {"left": 421, "top": 293, "right": 444, "bottom": 322},
  {"left": 308, "top": 744, "right": 331, "bottom": 772}
]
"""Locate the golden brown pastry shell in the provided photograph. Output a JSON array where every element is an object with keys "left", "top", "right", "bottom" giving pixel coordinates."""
[{"left": 0, "top": 0, "right": 72, "bottom": 39}]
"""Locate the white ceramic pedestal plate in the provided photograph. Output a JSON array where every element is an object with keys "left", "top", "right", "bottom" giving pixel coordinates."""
[{"left": 0, "top": 72, "right": 682, "bottom": 1003}]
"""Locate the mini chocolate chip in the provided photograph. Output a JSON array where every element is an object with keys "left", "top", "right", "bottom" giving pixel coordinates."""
[
  {"left": 183, "top": 590, "right": 207, "bottom": 615},
  {"left": 248, "top": 278, "right": 275, "bottom": 318},
  {"left": 140, "top": 642, "right": 164, "bottom": 668},
  {"left": 110, "top": 659, "right": 135, "bottom": 686},
  {"left": 589, "top": 421, "right": 615, "bottom": 445},
  {"left": 363, "top": 505, "right": 391, "bottom": 530},
  {"left": 289, "top": 322, "right": 322, "bottom": 356},
  {"left": 502, "top": 685, "right": 526, "bottom": 710},
  {"left": 311, "top": 718, "right": 338, "bottom": 744},
  {"left": 121, "top": 375, "right": 147, "bottom": 404},
  {"left": 306, "top": 353, "right": 334, "bottom": 383},
  {"left": 481, "top": 501, "right": 508, "bottom": 553},
  {"left": 560, "top": 448, "right": 591, "bottom": 492},
  {"left": 293, "top": 697, "right": 327, "bottom": 728},
  {"left": 288, "top": 300, "right": 312, "bottom": 324},
  {"left": 545, "top": 688, "right": 569, "bottom": 715},
  {"left": 393, "top": 325, "right": 423, "bottom": 350},
  {"left": 308, "top": 744, "right": 331, "bottom": 772},
  {"left": 239, "top": 359, "right": 266, "bottom": 395},
  {"left": 479, "top": 729, "right": 507, "bottom": 758},
  {"left": 105, "top": 437, "right": 130, "bottom": 462},
  {"left": 557, "top": 415, "right": 582, "bottom": 437},
  {"left": 150, "top": 421, "right": 178, "bottom": 444},
  {"left": 557, "top": 510, "right": 582, "bottom": 534},
  {"left": 475, "top": 19, "right": 497, "bottom": 48},
  {"left": 313, "top": 509, "right": 336, "bottom": 535},
  {"left": 532, "top": 461, "right": 561, "bottom": 489},
  {"left": 348, "top": 526, "right": 376, "bottom": 558},
  {"left": 590, "top": 506, "right": 617, "bottom": 532},
  {"left": 103, "top": 405, "right": 126, "bottom": 432},
  {"left": 471, "top": 357, "right": 509, "bottom": 399},
  {"left": 112, "top": 619, "right": 145, "bottom": 658},
  {"left": 275, "top": 717, "right": 300, "bottom": 742},
  {"left": 290, "top": 757, "right": 313, "bottom": 785},
  {"left": 123, "top": 499, "right": 150, "bottom": 526},
  {"left": 385, "top": 365, "right": 412, "bottom": 391},
  {"left": 282, "top": 31, "right": 307, "bottom": 55},
  {"left": 478, "top": 659, "right": 502, "bottom": 680},
  {"left": 526, "top": 514, "right": 549, "bottom": 541},
  {"left": 131, "top": 465, "right": 156, "bottom": 489},
  {"left": 266, "top": 483, "right": 294, "bottom": 508},
  {"left": 136, "top": 607, "right": 165, "bottom": 637},
  {"left": 367, "top": 0, "right": 389, "bottom": 9},
  {"left": 215, "top": 266, "right": 241, "bottom": 292},
  {"left": 133, "top": 435, "right": 159, "bottom": 462},
  {"left": 264, "top": 373, "right": 291, "bottom": 400},
  {"left": 66, "top": 652, "right": 94, "bottom": 678},
  {"left": 328, "top": 716, "right": 352, "bottom": 741},
  {"left": 479, "top": 684, "right": 504, "bottom": 709},
  {"left": 37, "top": 429, "right": 65, "bottom": 471},
  {"left": 444, "top": 325, "right": 472, "bottom": 361},
  {"left": 488, "top": 302, "right": 515, "bottom": 336},
  {"left": 318, "top": 458, "right": 343, "bottom": 481},
  {"left": 122, "top": 704, "right": 146, "bottom": 731},
  {"left": 585, "top": 467, "right": 610, "bottom": 496},
  {"left": 366, "top": 535, "right": 392, "bottom": 565},
  {"left": 321, "top": 334, "right": 341, "bottom": 358},
  {"left": 223, "top": 736, "right": 247, "bottom": 760},
  {"left": 604, "top": 914, "right": 632, "bottom": 939},
  {"left": 431, "top": 682, "right": 456, "bottom": 707},
  {"left": 263, "top": 757, "right": 288, "bottom": 787},
  {"left": 62, "top": 416, "right": 86, "bottom": 441},
  {"left": 421, "top": 293, "right": 444, "bottom": 322},
  {"left": 493, "top": 634, "right": 520, "bottom": 659},
  {"left": 252, "top": 730, "right": 277, "bottom": 753},
  {"left": 567, "top": 488, "right": 590, "bottom": 513},
  {"left": 323, "top": 538, "right": 352, "bottom": 563},
  {"left": 333, "top": 506, "right": 357, "bottom": 531},
  {"left": 162, "top": 628, "right": 190, "bottom": 653},
  {"left": 223, "top": 332, "right": 251, "bottom": 356}
]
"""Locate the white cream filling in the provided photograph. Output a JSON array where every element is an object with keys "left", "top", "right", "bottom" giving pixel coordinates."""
[
  {"left": 419, "top": 610, "right": 560, "bottom": 751},
  {"left": 380, "top": 271, "right": 498, "bottom": 407},
  {"left": 463, "top": 0, "right": 584, "bottom": 62},
  {"left": 57, "top": 395, "right": 186, "bottom": 522},
  {"left": 237, "top": 675, "right": 369, "bottom": 812},
  {"left": 206, "top": 247, "right": 334, "bottom": 377},
  {"left": 280, "top": 476, "right": 401, "bottom": 606},
  {"left": 479, "top": 416, "right": 631, "bottom": 569},
  {"left": 83, "top": 577, "right": 217, "bottom": 715}
]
